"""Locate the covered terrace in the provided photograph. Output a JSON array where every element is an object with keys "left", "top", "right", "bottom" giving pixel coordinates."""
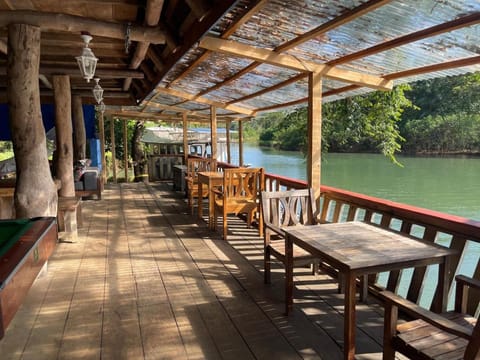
[{"left": 0, "top": 1, "right": 480, "bottom": 359}]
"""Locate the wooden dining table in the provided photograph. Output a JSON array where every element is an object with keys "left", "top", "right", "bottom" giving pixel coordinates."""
[
  {"left": 284, "top": 221, "right": 458, "bottom": 360},
  {"left": 197, "top": 171, "right": 223, "bottom": 229}
]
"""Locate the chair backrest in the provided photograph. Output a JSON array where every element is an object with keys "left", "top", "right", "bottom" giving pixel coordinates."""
[
  {"left": 261, "top": 188, "right": 317, "bottom": 231},
  {"left": 187, "top": 157, "right": 217, "bottom": 180},
  {"left": 222, "top": 167, "right": 264, "bottom": 201}
]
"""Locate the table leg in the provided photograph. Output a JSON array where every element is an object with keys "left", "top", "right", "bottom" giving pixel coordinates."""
[
  {"left": 344, "top": 271, "right": 356, "bottom": 360},
  {"left": 432, "top": 256, "right": 450, "bottom": 313},
  {"left": 197, "top": 181, "right": 203, "bottom": 220},
  {"left": 208, "top": 181, "right": 215, "bottom": 230},
  {"left": 285, "top": 234, "right": 294, "bottom": 315}
]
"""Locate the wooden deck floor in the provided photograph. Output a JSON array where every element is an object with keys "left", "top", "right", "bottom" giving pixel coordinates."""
[{"left": 0, "top": 182, "right": 398, "bottom": 359}]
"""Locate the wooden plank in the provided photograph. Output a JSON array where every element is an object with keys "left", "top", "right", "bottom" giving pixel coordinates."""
[
  {"left": 154, "top": 87, "right": 256, "bottom": 116},
  {"left": 199, "top": 36, "right": 393, "bottom": 91}
]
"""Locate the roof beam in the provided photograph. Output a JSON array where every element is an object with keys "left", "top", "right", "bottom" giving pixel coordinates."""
[
  {"left": 0, "top": 66, "right": 144, "bottom": 79},
  {"left": 195, "top": 0, "right": 391, "bottom": 97},
  {"left": 199, "top": 36, "right": 393, "bottom": 90},
  {"left": 168, "top": 0, "right": 269, "bottom": 87},
  {"left": 140, "top": 0, "right": 239, "bottom": 99},
  {"left": 0, "top": 10, "right": 166, "bottom": 43},
  {"left": 154, "top": 87, "right": 256, "bottom": 116},
  {"left": 329, "top": 12, "right": 480, "bottom": 66},
  {"left": 123, "top": 0, "right": 165, "bottom": 91},
  {"left": 227, "top": 73, "right": 308, "bottom": 105},
  {"left": 277, "top": 0, "right": 391, "bottom": 52},
  {"left": 254, "top": 54, "right": 480, "bottom": 113}
]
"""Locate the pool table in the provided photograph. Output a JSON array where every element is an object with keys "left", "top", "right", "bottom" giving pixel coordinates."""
[{"left": 0, "top": 217, "right": 57, "bottom": 339}]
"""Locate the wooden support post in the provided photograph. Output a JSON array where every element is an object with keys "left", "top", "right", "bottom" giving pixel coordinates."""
[
  {"left": 98, "top": 109, "right": 106, "bottom": 183},
  {"left": 110, "top": 117, "right": 117, "bottom": 183},
  {"left": 7, "top": 23, "right": 57, "bottom": 218},
  {"left": 123, "top": 119, "right": 128, "bottom": 182},
  {"left": 226, "top": 119, "right": 231, "bottom": 164},
  {"left": 307, "top": 72, "right": 322, "bottom": 204},
  {"left": 72, "top": 95, "right": 86, "bottom": 161},
  {"left": 183, "top": 112, "right": 188, "bottom": 164},
  {"left": 53, "top": 75, "right": 75, "bottom": 198},
  {"left": 53, "top": 74, "right": 77, "bottom": 239},
  {"left": 239, "top": 119, "right": 244, "bottom": 167},
  {"left": 210, "top": 105, "right": 217, "bottom": 160}
]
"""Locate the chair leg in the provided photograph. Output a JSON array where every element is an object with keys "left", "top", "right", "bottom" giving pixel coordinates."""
[
  {"left": 383, "top": 301, "right": 397, "bottom": 360},
  {"left": 223, "top": 209, "right": 228, "bottom": 240},
  {"left": 264, "top": 247, "right": 271, "bottom": 284}
]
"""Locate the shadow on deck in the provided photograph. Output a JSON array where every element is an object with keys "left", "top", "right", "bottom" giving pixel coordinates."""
[{"left": 0, "top": 182, "right": 393, "bottom": 359}]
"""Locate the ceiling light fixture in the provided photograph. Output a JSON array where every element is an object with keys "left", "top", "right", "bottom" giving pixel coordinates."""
[
  {"left": 92, "top": 78, "right": 104, "bottom": 104},
  {"left": 76, "top": 33, "right": 98, "bottom": 83}
]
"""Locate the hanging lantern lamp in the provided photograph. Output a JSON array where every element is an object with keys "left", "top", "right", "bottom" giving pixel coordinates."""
[
  {"left": 76, "top": 33, "right": 98, "bottom": 83},
  {"left": 92, "top": 78, "right": 104, "bottom": 104}
]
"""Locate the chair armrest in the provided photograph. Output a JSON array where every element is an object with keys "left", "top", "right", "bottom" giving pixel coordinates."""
[
  {"left": 264, "top": 222, "right": 285, "bottom": 237},
  {"left": 456, "top": 275, "right": 480, "bottom": 291},
  {"left": 211, "top": 188, "right": 223, "bottom": 197},
  {"left": 380, "top": 290, "right": 472, "bottom": 340}
]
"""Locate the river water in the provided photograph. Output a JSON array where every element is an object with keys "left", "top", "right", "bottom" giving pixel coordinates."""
[{"left": 241, "top": 144, "right": 480, "bottom": 221}]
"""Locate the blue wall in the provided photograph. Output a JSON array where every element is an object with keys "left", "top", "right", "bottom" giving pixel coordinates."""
[{"left": 0, "top": 104, "right": 96, "bottom": 141}]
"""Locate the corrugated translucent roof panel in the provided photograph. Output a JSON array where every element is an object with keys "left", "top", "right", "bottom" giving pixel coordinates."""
[
  {"left": 230, "top": 0, "right": 370, "bottom": 49},
  {"left": 201, "top": 63, "right": 300, "bottom": 104},
  {"left": 173, "top": 52, "right": 254, "bottom": 95},
  {"left": 150, "top": 0, "right": 480, "bottom": 116}
]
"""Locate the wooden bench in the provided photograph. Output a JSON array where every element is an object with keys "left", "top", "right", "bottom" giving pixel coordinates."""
[{"left": 57, "top": 196, "right": 82, "bottom": 233}]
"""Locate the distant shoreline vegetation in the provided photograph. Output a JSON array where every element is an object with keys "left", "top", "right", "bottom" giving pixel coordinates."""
[{"left": 244, "top": 73, "right": 480, "bottom": 158}]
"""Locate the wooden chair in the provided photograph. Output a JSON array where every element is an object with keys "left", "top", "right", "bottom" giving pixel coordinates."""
[
  {"left": 381, "top": 275, "right": 480, "bottom": 360},
  {"left": 186, "top": 157, "right": 217, "bottom": 214},
  {"left": 212, "top": 167, "right": 264, "bottom": 240},
  {"left": 260, "top": 188, "right": 319, "bottom": 284}
]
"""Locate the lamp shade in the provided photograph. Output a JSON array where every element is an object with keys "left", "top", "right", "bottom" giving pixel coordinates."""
[
  {"left": 76, "top": 34, "right": 98, "bottom": 83},
  {"left": 92, "top": 78, "right": 104, "bottom": 104}
]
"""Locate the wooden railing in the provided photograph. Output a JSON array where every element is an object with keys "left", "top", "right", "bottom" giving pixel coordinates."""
[{"left": 217, "top": 162, "right": 480, "bottom": 314}]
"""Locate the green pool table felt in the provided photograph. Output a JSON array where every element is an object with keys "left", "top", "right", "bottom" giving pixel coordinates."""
[{"left": 0, "top": 219, "right": 34, "bottom": 258}]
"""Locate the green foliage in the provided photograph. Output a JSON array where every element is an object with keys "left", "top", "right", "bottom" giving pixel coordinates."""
[
  {"left": 245, "top": 72, "right": 480, "bottom": 158},
  {"left": 249, "top": 84, "right": 413, "bottom": 162},
  {"left": 104, "top": 118, "right": 137, "bottom": 161},
  {"left": 0, "top": 142, "right": 13, "bottom": 161},
  {"left": 402, "top": 114, "right": 480, "bottom": 154}
]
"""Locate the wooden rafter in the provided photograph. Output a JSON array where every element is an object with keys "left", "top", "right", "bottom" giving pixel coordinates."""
[
  {"left": 123, "top": 0, "right": 165, "bottom": 91},
  {"left": 329, "top": 12, "right": 480, "bottom": 66},
  {"left": 168, "top": 0, "right": 269, "bottom": 87},
  {"left": 0, "top": 11, "right": 166, "bottom": 43},
  {"left": 277, "top": 0, "right": 392, "bottom": 52},
  {"left": 193, "top": 0, "right": 391, "bottom": 99},
  {"left": 227, "top": 73, "right": 308, "bottom": 105},
  {"left": 140, "top": 0, "right": 239, "bottom": 100},
  {"left": 0, "top": 67, "right": 144, "bottom": 79},
  {"left": 253, "top": 55, "right": 480, "bottom": 113},
  {"left": 199, "top": 36, "right": 393, "bottom": 90},
  {"left": 154, "top": 87, "right": 256, "bottom": 116}
]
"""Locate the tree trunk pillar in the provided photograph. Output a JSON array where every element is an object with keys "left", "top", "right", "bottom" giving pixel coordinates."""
[
  {"left": 53, "top": 75, "right": 77, "bottom": 238},
  {"left": 7, "top": 23, "right": 57, "bottom": 218},
  {"left": 72, "top": 95, "right": 86, "bottom": 161}
]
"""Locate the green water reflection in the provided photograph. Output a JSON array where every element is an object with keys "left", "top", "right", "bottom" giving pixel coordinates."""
[{"left": 243, "top": 145, "right": 480, "bottom": 221}]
